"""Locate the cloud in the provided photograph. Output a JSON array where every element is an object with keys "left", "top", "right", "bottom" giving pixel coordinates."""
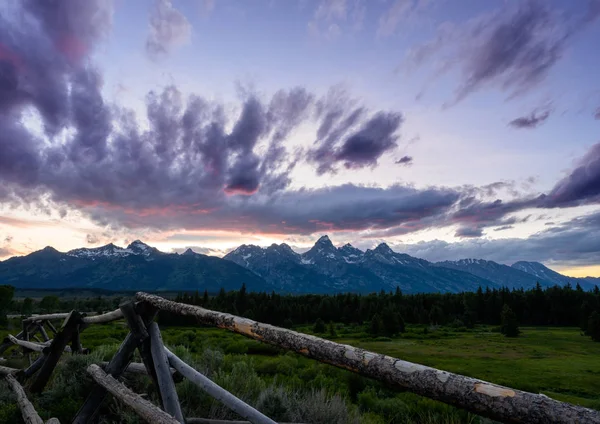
[
  {"left": 377, "top": 0, "right": 432, "bottom": 37},
  {"left": 146, "top": 0, "right": 192, "bottom": 59},
  {"left": 544, "top": 142, "right": 600, "bottom": 207},
  {"left": 171, "top": 246, "right": 231, "bottom": 256},
  {"left": 4, "top": 235, "right": 13, "bottom": 243},
  {"left": 455, "top": 226, "right": 483, "bottom": 238},
  {"left": 395, "top": 155, "right": 413, "bottom": 166},
  {"left": 308, "top": 87, "right": 403, "bottom": 174},
  {"left": 595, "top": 107, "right": 600, "bottom": 120},
  {"left": 508, "top": 108, "right": 551, "bottom": 129},
  {"left": 407, "top": 1, "right": 599, "bottom": 104},
  {"left": 307, "top": 0, "right": 364, "bottom": 39},
  {"left": 86, "top": 234, "right": 99, "bottom": 244},
  {"left": 391, "top": 209, "right": 600, "bottom": 267}
]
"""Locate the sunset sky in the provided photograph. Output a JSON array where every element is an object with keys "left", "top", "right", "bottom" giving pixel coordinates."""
[{"left": 1, "top": 0, "right": 600, "bottom": 276}]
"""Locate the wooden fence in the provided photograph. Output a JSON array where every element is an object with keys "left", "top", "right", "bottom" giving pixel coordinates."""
[{"left": 0, "top": 292, "right": 599, "bottom": 424}]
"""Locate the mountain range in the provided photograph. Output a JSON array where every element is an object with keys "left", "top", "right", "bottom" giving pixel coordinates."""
[{"left": 0, "top": 237, "right": 598, "bottom": 294}]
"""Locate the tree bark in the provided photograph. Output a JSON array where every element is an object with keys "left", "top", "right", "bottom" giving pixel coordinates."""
[
  {"left": 30, "top": 311, "right": 82, "bottom": 393},
  {"left": 82, "top": 308, "right": 124, "bottom": 324},
  {"left": 5, "top": 373, "right": 44, "bottom": 424},
  {"left": 86, "top": 364, "right": 180, "bottom": 424},
  {"left": 148, "top": 322, "right": 184, "bottom": 423},
  {"left": 137, "top": 292, "right": 600, "bottom": 424}
]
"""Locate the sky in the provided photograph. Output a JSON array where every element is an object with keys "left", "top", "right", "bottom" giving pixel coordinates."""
[{"left": 0, "top": 0, "right": 600, "bottom": 277}]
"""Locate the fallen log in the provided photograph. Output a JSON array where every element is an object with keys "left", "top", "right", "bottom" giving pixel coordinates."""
[
  {"left": 86, "top": 364, "right": 180, "bottom": 424},
  {"left": 5, "top": 373, "right": 44, "bottom": 424},
  {"left": 137, "top": 292, "right": 600, "bottom": 424}
]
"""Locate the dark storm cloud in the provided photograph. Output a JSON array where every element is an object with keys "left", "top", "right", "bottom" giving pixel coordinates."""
[
  {"left": 395, "top": 155, "right": 413, "bottom": 165},
  {"left": 543, "top": 142, "right": 600, "bottom": 207},
  {"left": 508, "top": 109, "right": 551, "bottom": 129},
  {"left": 408, "top": 1, "right": 599, "bottom": 104},
  {"left": 146, "top": 0, "right": 191, "bottom": 59},
  {"left": 308, "top": 87, "right": 403, "bottom": 174},
  {"left": 455, "top": 226, "right": 483, "bottom": 238}
]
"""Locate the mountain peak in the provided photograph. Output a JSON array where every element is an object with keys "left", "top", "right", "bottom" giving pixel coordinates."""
[
  {"left": 127, "top": 240, "right": 149, "bottom": 249},
  {"left": 374, "top": 242, "right": 393, "bottom": 254},
  {"left": 182, "top": 248, "right": 197, "bottom": 256},
  {"left": 315, "top": 235, "right": 334, "bottom": 249}
]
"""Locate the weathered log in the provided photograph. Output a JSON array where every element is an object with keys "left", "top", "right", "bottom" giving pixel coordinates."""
[
  {"left": 82, "top": 308, "right": 124, "bottom": 324},
  {"left": 7, "top": 335, "right": 71, "bottom": 353},
  {"left": 73, "top": 304, "right": 156, "bottom": 424},
  {"left": 46, "top": 321, "right": 58, "bottom": 335},
  {"left": 72, "top": 333, "right": 139, "bottom": 424},
  {"left": 24, "top": 313, "right": 70, "bottom": 323},
  {"left": 23, "top": 320, "right": 32, "bottom": 366},
  {"left": 0, "top": 364, "right": 18, "bottom": 375},
  {"left": 148, "top": 322, "right": 184, "bottom": 423},
  {"left": 30, "top": 311, "right": 82, "bottom": 393},
  {"left": 137, "top": 292, "right": 600, "bottom": 424},
  {"left": 120, "top": 301, "right": 160, "bottom": 393},
  {"left": 187, "top": 420, "right": 302, "bottom": 424},
  {"left": 19, "top": 353, "right": 47, "bottom": 379},
  {"left": 86, "top": 364, "right": 180, "bottom": 424},
  {"left": 166, "top": 347, "right": 277, "bottom": 424},
  {"left": 38, "top": 324, "right": 50, "bottom": 342},
  {"left": 5, "top": 373, "right": 44, "bottom": 424},
  {"left": 71, "top": 325, "right": 82, "bottom": 354}
]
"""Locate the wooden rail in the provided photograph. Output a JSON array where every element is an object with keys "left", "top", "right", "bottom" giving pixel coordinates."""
[
  {"left": 136, "top": 292, "right": 600, "bottom": 424},
  {"left": 3, "top": 292, "right": 600, "bottom": 424}
]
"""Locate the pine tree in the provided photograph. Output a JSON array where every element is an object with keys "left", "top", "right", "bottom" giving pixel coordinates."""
[
  {"left": 369, "top": 314, "right": 382, "bottom": 336},
  {"left": 313, "top": 318, "right": 326, "bottom": 333},
  {"left": 328, "top": 321, "right": 337, "bottom": 337},
  {"left": 587, "top": 311, "right": 600, "bottom": 342},
  {"left": 500, "top": 304, "right": 520, "bottom": 337}
]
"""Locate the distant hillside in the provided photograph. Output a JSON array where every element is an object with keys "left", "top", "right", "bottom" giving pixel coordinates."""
[
  {"left": 2, "top": 237, "right": 597, "bottom": 294},
  {"left": 0, "top": 241, "right": 269, "bottom": 293}
]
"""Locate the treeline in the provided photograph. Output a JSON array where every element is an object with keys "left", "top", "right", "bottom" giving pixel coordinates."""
[
  {"left": 160, "top": 282, "right": 600, "bottom": 335},
  {"left": 2, "top": 283, "right": 600, "bottom": 340}
]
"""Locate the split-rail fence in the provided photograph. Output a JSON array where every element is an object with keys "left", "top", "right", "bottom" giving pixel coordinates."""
[{"left": 0, "top": 292, "right": 598, "bottom": 424}]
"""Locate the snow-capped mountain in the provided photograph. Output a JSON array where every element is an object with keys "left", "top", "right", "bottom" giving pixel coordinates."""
[
  {"left": 435, "top": 258, "right": 545, "bottom": 290},
  {"left": 511, "top": 261, "right": 597, "bottom": 290},
  {"left": 226, "top": 237, "right": 494, "bottom": 293},
  {"left": 3, "top": 236, "right": 598, "bottom": 294},
  {"left": 1, "top": 241, "right": 268, "bottom": 292},
  {"left": 67, "top": 240, "right": 159, "bottom": 260}
]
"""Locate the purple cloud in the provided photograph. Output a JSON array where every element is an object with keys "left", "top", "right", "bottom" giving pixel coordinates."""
[
  {"left": 146, "top": 0, "right": 191, "bottom": 59},
  {"left": 544, "top": 142, "right": 600, "bottom": 207},
  {"left": 509, "top": 108, "right": 551, "bottom": 129},
  {"left": 408, "top": 1, "right": 600, "bottom": 104},
  {"left": 396, "top": 155, "right": 413, "bottom": 166}
]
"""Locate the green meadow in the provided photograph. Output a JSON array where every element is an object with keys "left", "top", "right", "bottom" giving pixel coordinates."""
[{"left": 2, "top": 321, "right": 599, "bottom": 423}]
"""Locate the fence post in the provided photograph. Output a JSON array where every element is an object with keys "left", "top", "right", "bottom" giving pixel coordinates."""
[
  {"left": 147, "top": 322, "right": 185, "bottom": 423},
  {"left": 86, "top": 364, "right": 180, "bottom": 424},
  {"left": 5, "top": 373, "right": 44, "bottom": 424},
  {"left": 72, "top": 302, "right": 155, "bottom": 424},
  {"left": 30, "top": 311, "right": 82, "bottom": 393}
]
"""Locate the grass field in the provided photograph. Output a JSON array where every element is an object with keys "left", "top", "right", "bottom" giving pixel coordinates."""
[
  {"left": 2, "top": 321, "right": 599, "bottom": 423},
  {"left": 78, "top": 322, "right": 600, "bottom": 409}
]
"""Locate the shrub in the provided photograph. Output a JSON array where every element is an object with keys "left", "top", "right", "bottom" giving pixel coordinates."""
[{"left": 500, "top": 305, "right": 520, "bottom": 338}]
